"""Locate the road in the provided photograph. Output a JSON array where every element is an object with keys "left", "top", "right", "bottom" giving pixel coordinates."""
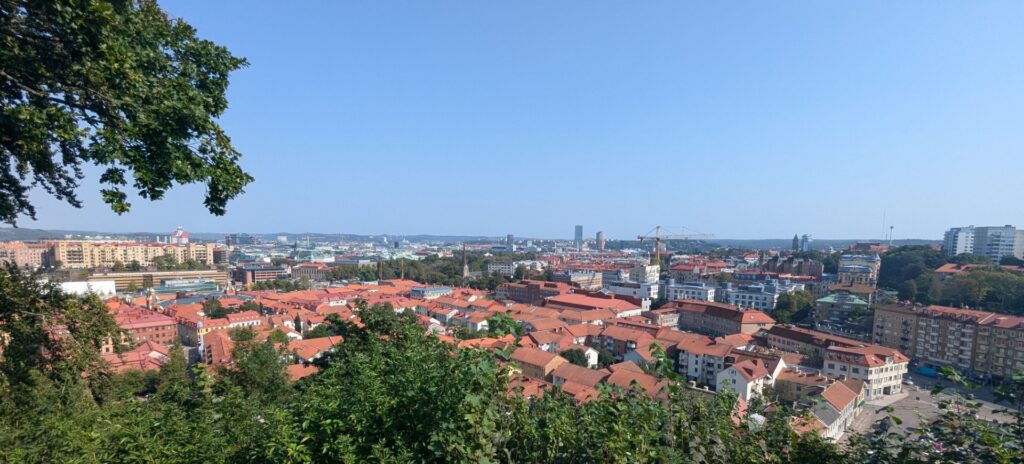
[{"left": 848, "top": 373, "right": 1014, "bottom": 438}]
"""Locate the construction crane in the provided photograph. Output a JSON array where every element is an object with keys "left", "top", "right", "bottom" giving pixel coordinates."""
[{"left": 637, "top": 226, "right": 714, "bottom": 266}]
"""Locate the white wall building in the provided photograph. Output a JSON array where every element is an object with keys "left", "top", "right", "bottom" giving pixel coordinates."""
[
  {"left": 943, "top": 225, "right": 1024, "bottom": 261},
  {"left": 486, "top": 262, "right": 516, "bottom": 278},
  {"left": 605, "top": 280, "right": 659, "bottom": 299},
  {"left": 59, "top": 280, "right": 117, "bottom": 297},
  {"left": 724, "top": 280, "right": 804, "bottom": 312},
  {"left": 663, "top": 281, "right": 716, "bottom": 302}
]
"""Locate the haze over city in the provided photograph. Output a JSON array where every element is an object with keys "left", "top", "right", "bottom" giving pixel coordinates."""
[{"left": 19, "top": 1, "right": 1024, "bottom": 240}]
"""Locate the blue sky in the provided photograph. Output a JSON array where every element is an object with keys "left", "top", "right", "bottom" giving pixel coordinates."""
[{"left": 23, "top": 1, "right": 1024, "bottom": 240}]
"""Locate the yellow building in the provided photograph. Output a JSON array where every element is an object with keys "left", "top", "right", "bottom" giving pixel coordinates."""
[{"left": 51, "top": 241, "right": 215, "bottom": 269}]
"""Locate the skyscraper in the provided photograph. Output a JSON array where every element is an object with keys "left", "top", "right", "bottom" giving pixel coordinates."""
[
  {"left": 596, "top": 231, "right": 606, "bottom": 251},
  {"left": 506, "top": 234, "right": 515, "bottom": 252},
  {"left": 574, "top": 225, "right": 583, "bottom": 251},
  {"left": 800, "top": 234, "right": 812, "bottom": 252}
]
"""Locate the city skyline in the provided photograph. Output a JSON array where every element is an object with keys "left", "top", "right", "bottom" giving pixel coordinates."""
[{"left": 19, "top": 1, "right": 1024, "bottom": 240}]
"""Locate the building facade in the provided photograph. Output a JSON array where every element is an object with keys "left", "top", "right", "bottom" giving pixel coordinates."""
[
  {"left": 836, "top": 255, "right": 881, "bottom": 286},
  {"left": 873, "top": 303, "right": 1024, "bottom": 381},
  {"left": 51, "top": 241, "right": 216, "bottom": 269},
  {"left": 0, "top": 242, "right": 51, "bottom": 268}
]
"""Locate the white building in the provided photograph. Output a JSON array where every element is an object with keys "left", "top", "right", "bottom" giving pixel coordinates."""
[
  {"left": 822, "top": 345, "right": 908, "bottom": 400},
  {"left": 59, "top": 280, "right": 116, "bottom": 297},
  {"left": 486, "top": 262, "right": 516, "bottom": 278},
  {"left": 724, "top": 280, "right": 804, "bottom": 312},
  {"left": 716, "top": 359, "right": 774, "bottom": 401},
  {"left": 629, "top": 264, "right": 660, "bottom": 283},
  {"left": 605, "top": 281, "right": 659, "bottom": 299},
  {"left": 663, "top": 280, "right": 716, "bottom": 302},
  {"left": 943, "top": 225, "right": 1024, "bottom": 261}
]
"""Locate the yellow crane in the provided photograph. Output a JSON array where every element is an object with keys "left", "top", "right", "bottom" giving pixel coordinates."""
[{"left": 637, "top": 226, "right": 714, "bottom": 266}]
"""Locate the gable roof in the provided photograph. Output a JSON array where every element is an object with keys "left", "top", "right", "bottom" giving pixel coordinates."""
[
  {"left": 551, "top": 363, "right": 611, "bottom": 388},
  {"left": 511, "top": 347, "right": 567, "bottom": 369},
  {"left": 729, "top": 359, "right": 771, "bottom": 381}
]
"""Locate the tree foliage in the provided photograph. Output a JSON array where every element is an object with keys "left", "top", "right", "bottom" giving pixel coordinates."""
[
  {"left": 560, "top": 348, "right": 589, "bottom": 367},
  {"left": 0, "top": 0, "right": 252, "bottom": 224},
  {"left": 773, "top": 291, "right": 814, "bottom": 324}
]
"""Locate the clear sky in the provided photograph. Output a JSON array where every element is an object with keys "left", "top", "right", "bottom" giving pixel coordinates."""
[{"left": 22, "top": 1, "right": 1024, "bottom": 240}]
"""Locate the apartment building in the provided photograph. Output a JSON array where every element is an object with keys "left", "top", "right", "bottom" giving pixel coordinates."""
[
  {"left": 51, "top": 240, "right": 216, "bottom": 269},
  {"left": 822, "top": 345, "right": 908, "bottom": 400},
  {"left": 495, "top": 280, "right": 571, "bottom": 305},
  {"left": 629, "top": 264, "right": 661, "bottom": 283},
  {"left": 663, "top": 280, "right": 716, "bottom": 302},
  {"left": 873, "top": 303, "right": 1024, "bottom": 380},
  {"left": 671, "top": 300, "right": 775, "bottom": 337},
  {"left": 943, "top": 225, "right": 1024, "bottom": 261},
  {"left": 604, "top": 280, "right": 658, "bottom": 299},
  {"left": 102, "top": 307, "right": 178, "bottom": 354},
  {"left": 0, "top": 242, "right": 52, "bottom": 268},
  {"left": 551, "top": 270, "right": 603, "bottom": 290},
  {"left": 486, "top": 262, "right": 516, "bottom": 278},
  {"left": 723, "top": 280, "right": 804, "bottom": 312}
]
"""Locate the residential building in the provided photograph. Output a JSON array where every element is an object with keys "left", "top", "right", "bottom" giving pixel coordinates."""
[
  {"left": 551, "top": 363, "right": 609, "bottom": 388},
  {"left": 815, "top": 293, "right": 870, "bottom": 324},
  {"left": 495, "top": 280, "right": 571, "bottom": 305},
  {"left": 761, "top": 325, "right": 863, "bottom": 361},
  {"left": 511, "top": 347, "right": 568, "bottom": 381},
  {"left": 51, "top": 240, "right": 215, "bottom": 269},
  {"left": 716, "top": 359, "right": 771, "bottom": 401},
  {"left": 675, "top": 333, "right": 736, "bottom": 386},
  {"left": 761, "top": 256, "right": 824, "bottom": 278},
  {"left": 545, "top": 293, "right": 643, "bottom": 318},
  {"left": 943, "top": 225, "right": 1024, "bottom": 260},
  {"left": 672, "top": 300, "right": 776, "bottom": 337},
  {"left": 103, "top": 308, "right": 177, "bottom": 353},
  {"left": 872, "top": 303, "right": 1024, "bottom": 381},
  {"left": 629, "top": 264, "right": 660, "bottom": 283},
  {"left": 596, "top": 231, "right": 606, "bottom": 251},
  {"left": 487, "top": 262, "right": 516, "bottom": 278},
  {"left": 551, "top": 270, "right": 603, "bottom": 290},
  {"left": 0, "top": 242, "right": 52, "bottom": 268},
  {"left": 822, "top": 345, "right": 908, "bottom": 400},
  {"left": 722, "top": 280, "right": 804, "bottom": 312},
  {"left": 597, "top": 325, "right": 656, "bottom": 358},
  {"left": 604, "top": 280, "right": 658, "bottom": 299},
  {"left": 663, "top": 280, "right": 716, "bottom": 302}
]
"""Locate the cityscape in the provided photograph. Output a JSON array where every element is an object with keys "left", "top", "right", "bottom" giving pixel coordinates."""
[{"left": 3, "top": 1, "right": 1024, "bottom": 463}]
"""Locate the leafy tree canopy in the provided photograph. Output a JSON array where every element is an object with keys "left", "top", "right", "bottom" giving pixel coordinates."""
[{"left": 0, "top": 0, "right": 252, "bottom": 224}]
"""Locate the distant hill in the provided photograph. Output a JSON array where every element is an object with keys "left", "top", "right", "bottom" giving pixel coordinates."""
[{"left": 0, "top": 227, "right": 941, "bottom": 249}]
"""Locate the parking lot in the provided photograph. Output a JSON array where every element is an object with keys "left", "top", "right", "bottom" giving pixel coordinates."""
[{"left": 848, "top": 373, "right": 1014, "bottom": 438}]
